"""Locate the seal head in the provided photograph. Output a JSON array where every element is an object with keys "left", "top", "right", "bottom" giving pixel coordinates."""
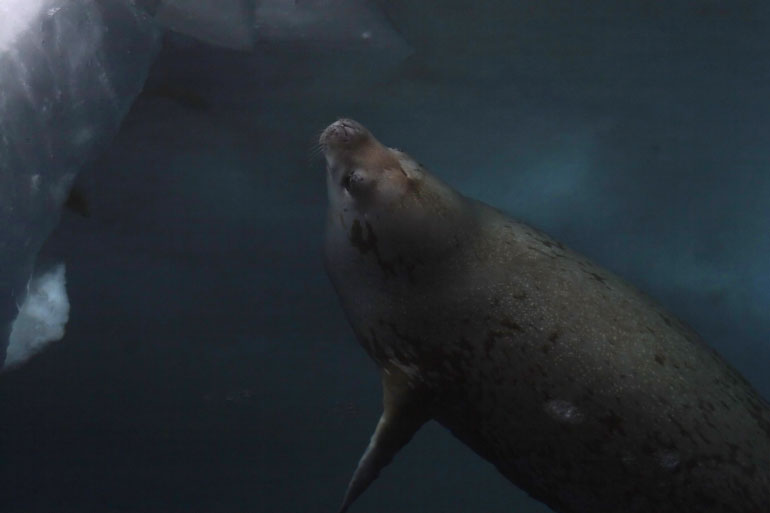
[
  {"left": 321, "top": 118, "right": 474, "bottom": 286},
  {"left": 321, "top": 118, "right": 414, "bottom": 212}
]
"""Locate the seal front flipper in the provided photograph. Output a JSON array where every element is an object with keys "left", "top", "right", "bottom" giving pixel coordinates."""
[{"left": 338, "top": 366, "right": 430, "bottom": 513}]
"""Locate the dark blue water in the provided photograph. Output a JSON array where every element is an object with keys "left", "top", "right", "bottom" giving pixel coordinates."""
[{"left": 2, "top": 2, "right": 769, "bottom": 512}]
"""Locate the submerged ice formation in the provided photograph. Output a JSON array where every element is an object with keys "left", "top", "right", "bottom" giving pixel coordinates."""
[
  {"left": 4, "top": 265, "right": 69, "bottom": 371},
  {"left": 154, "top": 0, "right": 257, "bottom": 50},
  {"left": 0, "top": 0, "right": 161, "bottom": 366},
  {"left": 255, "top": 0, "right": 408, "bottom": 50},
  {"left": 0, "top": 0, "right": 47, "bottom": 51},
  {"left": 150, "top": 0, "right": 402, "bottom": 51},
  {"left": 0, "top": 0, "right": 403, "bottom": 368}
]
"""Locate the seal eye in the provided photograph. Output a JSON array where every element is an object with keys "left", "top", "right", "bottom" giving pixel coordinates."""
[
  {"left": 341, "top": 170, "right": 374, "bottom": 198},
  {"left": 341, "top": 172, "right": 352, "bottom": 191}
]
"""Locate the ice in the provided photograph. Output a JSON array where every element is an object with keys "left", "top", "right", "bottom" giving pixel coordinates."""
[
  {"left": 148, "top": 0, "right": 402, "bottom": 51},
  {"left": 255, "top": 0, "right": 408, "bottom": 51},
  {"left": 0, "top": 0, "right": 161, "bottom": 366},
  {"left": 376, "top": 1, "right": 767, "bottom": 80},
  {"left": 0, "top": 0, "right": 406, "bottom": 369},
  {"left": 4, "top": 264, "right": 69, "bottom": 371},
  {"left": 0, "top": 0, "right": 48, "bottom": 51},
  {"left": 153, "top": 0, "right": 257, "bottom": 50}
]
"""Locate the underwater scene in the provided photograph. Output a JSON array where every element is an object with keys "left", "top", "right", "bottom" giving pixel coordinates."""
[{"left": 1, "top": 1, "right": 769, "bottom": 512}]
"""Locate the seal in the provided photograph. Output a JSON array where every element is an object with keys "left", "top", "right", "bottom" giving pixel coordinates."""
[{"left": 320, "top": 119, "right": 770, "bottom": 513}]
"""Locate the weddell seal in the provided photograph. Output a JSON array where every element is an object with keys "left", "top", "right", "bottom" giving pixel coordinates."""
[{"left": 319, "top": 119, "right": 770, "bottom": 513}]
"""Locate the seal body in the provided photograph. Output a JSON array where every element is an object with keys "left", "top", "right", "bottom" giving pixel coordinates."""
[{"left": 320, "top": 119, "right": 770, "bottom": 513}]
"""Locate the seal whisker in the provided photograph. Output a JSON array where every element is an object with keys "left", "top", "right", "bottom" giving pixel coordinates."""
[{"left": 307, "top": 136, "right": 326, "bottom": 167}]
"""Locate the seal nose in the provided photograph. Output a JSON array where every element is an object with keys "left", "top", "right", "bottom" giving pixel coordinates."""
[{"left": 320, "top": 118, "right": 368, "bottom": 149}]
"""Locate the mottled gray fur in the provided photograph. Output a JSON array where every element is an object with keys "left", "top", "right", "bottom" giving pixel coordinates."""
[{"left": 321, "top": 119, "right": 770, "bottom": 513}]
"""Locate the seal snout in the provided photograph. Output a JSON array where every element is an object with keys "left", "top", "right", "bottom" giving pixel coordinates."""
[{"left": 320, "top": 118, "right": 370, "bottom": 152}]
